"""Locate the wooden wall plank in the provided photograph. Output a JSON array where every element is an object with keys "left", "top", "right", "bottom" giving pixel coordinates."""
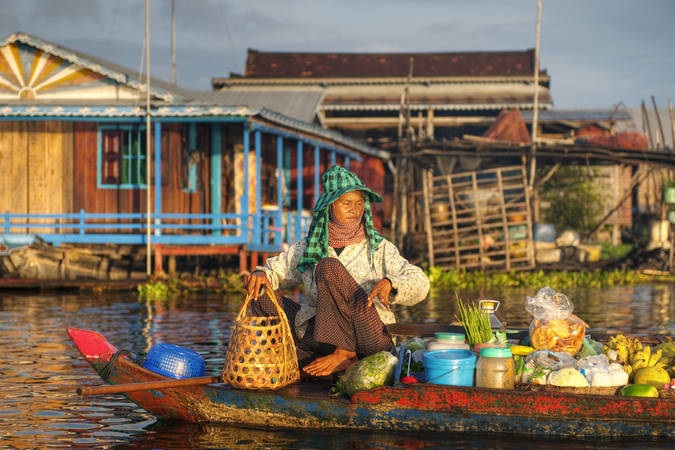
[
  {"left": 61, "top": 122, "right": 74, "bottom": 213},
  {"left": 7, "top": 123, "right": 29, "bottom": 214}
]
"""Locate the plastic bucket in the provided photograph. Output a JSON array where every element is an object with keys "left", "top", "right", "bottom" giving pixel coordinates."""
[
  {"left": 422, "top": 349, "right": 476, "bottom": 386},
  {"left": 533, "top": 223, "right": 555, "bottom": 242}
]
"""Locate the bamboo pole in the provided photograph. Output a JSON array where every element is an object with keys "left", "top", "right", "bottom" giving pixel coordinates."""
[
  {"left": 422, "top": 168, "right": 434, "bottom": 267},
  {"left": 652, "top": 96, "right": 665, "bottom": 150},
  {"left": 171, "top": 0, "right": 176, "bottom": 84},
  {"left": 78, "top": 376, "right": 221, "bottom": 396},
  {"left": 528, "top": 0, "right": 542, "bottom": 222},
  {"left": 145, "top": 0, "right": 152, "bottom": 276},
  {"left": 642, "top": 100, "right": 654, "bottom": 149},
  {"left": 585, "top": 165, "right": 655, "bottom": 239}
]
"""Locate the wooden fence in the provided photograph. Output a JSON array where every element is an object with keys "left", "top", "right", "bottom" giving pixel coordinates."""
[{"left": 420, "top": 165, "right": 535, "bottom": 272}]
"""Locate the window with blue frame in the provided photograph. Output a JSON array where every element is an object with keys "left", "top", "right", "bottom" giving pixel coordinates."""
[{"left": 99, "top": 125, "right": 147, "bottom": 188}]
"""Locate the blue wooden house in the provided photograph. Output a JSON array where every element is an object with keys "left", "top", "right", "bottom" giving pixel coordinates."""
[{"left": 0, "top": 32, "right": 389, "bottom": 278}]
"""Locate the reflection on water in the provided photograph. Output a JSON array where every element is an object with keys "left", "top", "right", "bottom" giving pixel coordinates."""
[{"left": 0, "top": 283, "right": 673, "bottom": 449}]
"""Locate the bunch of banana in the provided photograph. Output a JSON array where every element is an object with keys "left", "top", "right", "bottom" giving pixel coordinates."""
[
  {"left": 603, "top": 334, "right": 639, "bottom": 364},
  {"left": 603, "top": 334, "right": 665, "bottom": 379},
  {"left": 627, "top": 345, "right": 664, "bottom": 375},
  {"left": 654, "top": 341, "right": 675, "bottom": 376}
]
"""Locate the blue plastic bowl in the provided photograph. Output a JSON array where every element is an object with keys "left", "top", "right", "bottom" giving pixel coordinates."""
[{"left": 142, "top": 343, "right": 205, "bottom": 379}]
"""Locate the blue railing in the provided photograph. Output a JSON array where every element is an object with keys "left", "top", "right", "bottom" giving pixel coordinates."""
[{"left": 0, "top": 209, "right": 313, "bottom": 252}]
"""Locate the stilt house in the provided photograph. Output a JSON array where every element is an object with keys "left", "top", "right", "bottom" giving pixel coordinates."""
[{"left": 0, "top": 33, "right": 389, "bottom": 278}]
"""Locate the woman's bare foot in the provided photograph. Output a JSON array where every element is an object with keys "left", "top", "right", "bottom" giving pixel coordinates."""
[{"left": 303, "top": 348, "right": 357, "bottom": 377}]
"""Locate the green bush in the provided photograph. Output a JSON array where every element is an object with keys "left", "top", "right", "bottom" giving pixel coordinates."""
[{"left": 539, "top": 166, "right": 604, "bottom": 236}]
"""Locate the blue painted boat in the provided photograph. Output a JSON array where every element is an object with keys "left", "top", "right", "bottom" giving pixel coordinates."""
[{"left": 68, "top": 327, "right": 675, "bottom": 439}]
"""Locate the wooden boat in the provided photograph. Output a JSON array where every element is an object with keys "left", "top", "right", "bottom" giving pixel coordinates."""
[{"left": 68, "top": 327, "right": 675, "bottom": 439}]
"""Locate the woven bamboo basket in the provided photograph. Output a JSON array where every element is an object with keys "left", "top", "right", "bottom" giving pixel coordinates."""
[
  {"left": 518, "top": 383, "right": 621, "bottom": 396},
  {"left": 519, "top": 383, "right": 675, "bottom": 398},
  {"left": 221, "top": 290, "right": 300, "bottom": 390}
]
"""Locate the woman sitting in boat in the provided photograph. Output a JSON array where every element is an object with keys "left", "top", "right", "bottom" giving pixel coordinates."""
[{"left": 244, "top": 165, "right": 430, "bottom": 378}]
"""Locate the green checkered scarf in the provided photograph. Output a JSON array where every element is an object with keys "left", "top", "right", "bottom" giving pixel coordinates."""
[{"left": 297, "top": 166, "right": 383, "bottom": 273}]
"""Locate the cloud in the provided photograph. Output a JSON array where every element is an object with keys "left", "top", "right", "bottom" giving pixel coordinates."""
[{"left": 0, "top": 0, "right": 672, "bottom": 107}]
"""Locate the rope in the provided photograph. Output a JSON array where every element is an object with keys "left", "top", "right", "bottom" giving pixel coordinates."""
[{"left": 100, "top": 350, "right": 133, "bottom": 380}]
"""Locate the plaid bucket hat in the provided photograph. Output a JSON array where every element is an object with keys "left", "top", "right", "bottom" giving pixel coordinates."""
[
  {"left": 297, "top": 166, "right": 383, "bottom": 273},
  {"left": 312, "top": 166, "right": 382, "bottom": 212}
]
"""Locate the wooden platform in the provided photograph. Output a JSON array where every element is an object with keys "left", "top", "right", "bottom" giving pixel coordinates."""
[{"left": 0, "top": 241, "right": 272, "bottom": 282}]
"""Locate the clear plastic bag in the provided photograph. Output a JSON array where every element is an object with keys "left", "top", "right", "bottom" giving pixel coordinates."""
[
  {"left": 335, "top": 351, "right": 398, "bottom": 397},
  {"left": 526, "top": 287, "right": 587, "bottom": 355}
]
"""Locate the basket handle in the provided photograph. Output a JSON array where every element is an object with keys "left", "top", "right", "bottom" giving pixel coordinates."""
[{"left": 236, "top": 288, "right": 289, "bottom": 325}]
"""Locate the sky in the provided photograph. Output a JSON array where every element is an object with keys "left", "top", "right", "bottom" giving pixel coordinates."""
[{"left": 0, "top": 0, "right": 673, "bottom": 110}]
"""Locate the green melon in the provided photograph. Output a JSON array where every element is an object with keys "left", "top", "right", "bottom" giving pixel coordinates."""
[{"left": 619, "top": 383, "right": 659, "bottom": 398}]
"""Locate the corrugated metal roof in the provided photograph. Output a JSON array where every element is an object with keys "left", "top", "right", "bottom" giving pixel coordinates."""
[
  {"left": 521, "top": 109, "right": 634, "bottom": 122},
  {"left": 628, "top": 107, "right": 675, "bottom": 150},
  {"left": 192, "top": 89, "right": 324, "bottom": 123},
  {"left": 0, "top": 103, "right": 387, "bottom": 159},
  {"left": 215, "top": 81, "right": 554, "bottom": 112},
  {"left": 256, "top": 109, "right": 389, "bottom": 159}
]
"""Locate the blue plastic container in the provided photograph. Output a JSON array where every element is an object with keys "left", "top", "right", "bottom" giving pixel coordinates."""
[
  {"left": 422, "top": 349, "right": 477, "bottom": 386},
  {"left": 142, "top": 343, "right": 206, "bottom": 379},
  {"left": 533, "top": 223, "right": 555, "bottom": 242},
  {"left": 508, "top": 225, "right": 527, "bottom": 240}
]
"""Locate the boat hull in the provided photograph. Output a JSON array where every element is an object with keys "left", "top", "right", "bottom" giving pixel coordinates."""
[{"left": 68, "top": 328, "right": 675, "bottom": 439}]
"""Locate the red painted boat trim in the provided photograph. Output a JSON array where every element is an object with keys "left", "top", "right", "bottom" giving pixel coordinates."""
[{"left": 352, "top": 383, "right": 672, "bottom": 422}]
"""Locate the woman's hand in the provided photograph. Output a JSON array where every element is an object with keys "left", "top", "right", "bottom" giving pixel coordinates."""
[
  {"left": 367, "top": 278, "right": 393, "bottom": 311},
  {"left": 245, "top": 271, "right": 271, "bottom": 299}
]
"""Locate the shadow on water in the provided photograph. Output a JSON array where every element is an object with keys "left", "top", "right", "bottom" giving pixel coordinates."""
[{"left": 0, "top": 283, "right": 673, "bottom": 449}]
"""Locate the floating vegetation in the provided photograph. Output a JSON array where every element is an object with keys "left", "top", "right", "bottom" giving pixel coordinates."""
[
  {"left": 137, "top": 280, "right": 170, "bottom": 300},
  {"left": 136, "top": 265, "right": 671, "bottom": 300},
  {"left": 427, "top": 267, "right": 647, "bottom": 291},
  {"left": 137, "top": 270, "right": 245, "bottom": 300}
]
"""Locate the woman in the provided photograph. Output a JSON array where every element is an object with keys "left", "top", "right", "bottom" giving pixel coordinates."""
[{"left": 245, "top": 166, "right": 429, "bottom": 378}]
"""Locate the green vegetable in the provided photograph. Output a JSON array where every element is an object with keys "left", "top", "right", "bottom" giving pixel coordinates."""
[
  {"left": 403, "top": 337, "right": 428, "bottom": 353},
  {"left": 333, "top": 351, "right": 398, "bottom": 397},
  {"left": 455, "top": 296, "right": 493, "bottom": 346}
]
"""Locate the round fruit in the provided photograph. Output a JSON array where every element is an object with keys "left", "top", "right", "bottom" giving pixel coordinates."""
[
  {"left": 633, "top": 367, "right": 671, "bottom": 389},
  {"left": 619, "top": 383, "right": 659, "bottom": 398}
]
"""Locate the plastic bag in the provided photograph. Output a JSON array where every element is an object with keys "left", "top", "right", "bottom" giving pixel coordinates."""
[
  {"left": 576, "top": 354, "right": 629, "bottom": 387},
  {"left": 520, "top": 349, "right": 577, "bottom": 384},
  {"left": 335, "top": 351, "right": 398, "bottom": 397},
  {"left": 526, "top": 287, "right": 587, "bottom": 355},
  {"left": 526, "top": 349, "right": 577, "bottom": 370}
]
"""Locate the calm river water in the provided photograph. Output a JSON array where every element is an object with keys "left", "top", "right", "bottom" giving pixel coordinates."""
[{"left": 1, "top": 283, "right": 674, "bottom": 449}]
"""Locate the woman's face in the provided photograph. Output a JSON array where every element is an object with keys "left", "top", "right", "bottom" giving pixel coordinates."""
[{"left": 331, "top": 190, "right": 365, "bottom": 224}]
